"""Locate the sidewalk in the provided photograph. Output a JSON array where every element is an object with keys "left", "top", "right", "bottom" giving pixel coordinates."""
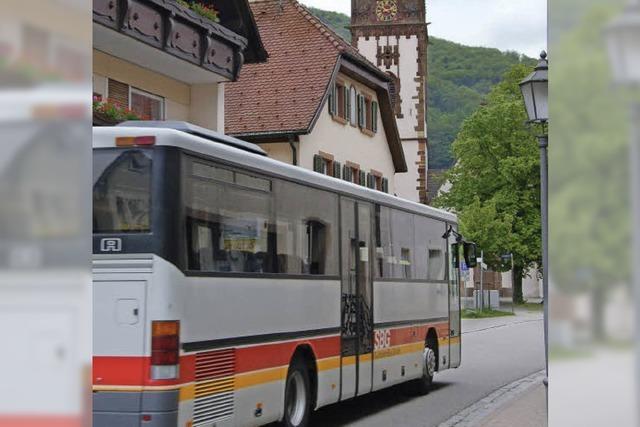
[
  {"left": 478, "top": 383, "right": 547, "bottom": 427},
  {"left": 438, "top": 371, "right": 546, "bottom": 427}
]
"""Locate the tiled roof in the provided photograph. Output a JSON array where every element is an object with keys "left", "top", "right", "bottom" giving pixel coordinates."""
[{"left": 224, "top": 0, "right": 385, "bottom": 137}]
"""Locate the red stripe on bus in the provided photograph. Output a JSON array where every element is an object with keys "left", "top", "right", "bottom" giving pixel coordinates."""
[
  {"left": 93, "top": 355, "right": 196, "bottom": 386},
  {"left": 235, "top": 335, "right": 340, "bottom": 373},
  {"left": 0, "top": 416, "right": 82, "bottom": 427},
  {"left": 378, "top": 321, "right": 449, "bottom": 346}
]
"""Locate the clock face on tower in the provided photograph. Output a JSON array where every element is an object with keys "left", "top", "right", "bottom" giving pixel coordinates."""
[{"left": 375, "top": 0, "right": 398, "bottom": 22}]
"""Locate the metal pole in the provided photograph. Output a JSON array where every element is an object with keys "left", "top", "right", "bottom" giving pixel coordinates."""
[
  {"left": 630, "top": 103, "right": 640, "bottom": 424},
  {"left": 511, "top": 253, "right": 515, "bottom": 313},
  {"left": 539, "top": 134, "right": 549, "bottom": 390},
  {"left": 480, "top": 250, "right": 484, "bottom": 311}
]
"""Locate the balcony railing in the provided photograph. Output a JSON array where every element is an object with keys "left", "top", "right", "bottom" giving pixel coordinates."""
[{"left": 93, "top": 0, "right": 248, "bottom": 81}]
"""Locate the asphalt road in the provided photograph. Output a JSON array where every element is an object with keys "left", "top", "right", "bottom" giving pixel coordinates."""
[{"left": 310, "top": 311, "right": 545, "bottom": 427}]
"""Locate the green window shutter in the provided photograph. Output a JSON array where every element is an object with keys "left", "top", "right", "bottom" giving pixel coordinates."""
[
  {"left": 372, "top": 101, "right": 378, "bottom": 133},
  {"left": 345, "top": 86, "right": 351, "bottom": 121},
  {"left": 342, "top": 164, "right": 349, "bottom": 181},
  {"left": 359, "top": 170, "right": 366, "bottom": 186},
  {"left": 313, "top": 154, "right": 323, "bottom": 173},
  {"left": 357, "top": 95, "right": 364, "bottom": 128},
  {"left": 333, "top": 161, "right": 341, "bottom": 179},
  {"left": 328, "top": 84, "right": 336, "bottom": 115},
  {"left": 382, "top": 177, "right": 389, "bottom": 193}
]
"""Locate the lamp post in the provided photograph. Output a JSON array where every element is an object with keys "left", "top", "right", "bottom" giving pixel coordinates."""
[
  {"left": 605, "top": 1, "right": 640, "bottom": 423},
  {"left": 519, "top": 51, "right": 549, "bottom": 388}
]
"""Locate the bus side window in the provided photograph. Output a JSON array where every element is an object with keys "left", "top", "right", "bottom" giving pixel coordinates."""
[
  {"left": 305, "top": 220, "right": 327, "bottom": 275},
  {"left": 414, "top": 215, "right": 447, "bottom": 281}
]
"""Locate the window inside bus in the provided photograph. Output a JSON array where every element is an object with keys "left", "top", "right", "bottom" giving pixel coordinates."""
[
  {"left": 414, "top": 215, "right": 447, "bottom": 281},
  {"left": 93, "top": 149, "right": 152, "bottom": 233},
  {"left": 375, "top": 206, "right": 415, "bottom": 279},
  {"left": 375, "top": 206, "right": 447, "bottom": 281},
  {"left": 183, "top": 155, "right": 339, "bottom": 276}
]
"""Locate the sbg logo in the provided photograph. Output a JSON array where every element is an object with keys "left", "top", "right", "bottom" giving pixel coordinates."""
[
  {"left": 100, "top": 238, "right": 122, "bottom": 252},
  {"left": 374, "top": 329, "right": 391, "bottom": 351}
]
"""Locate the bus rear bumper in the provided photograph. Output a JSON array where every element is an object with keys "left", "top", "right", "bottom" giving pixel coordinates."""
[{"left": 93, "top": 390, "right": 179, "bottom": 427}]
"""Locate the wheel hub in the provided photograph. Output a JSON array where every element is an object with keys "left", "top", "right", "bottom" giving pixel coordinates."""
[{"left": 423, "top": 347, "right": 436, "bottom": 378}]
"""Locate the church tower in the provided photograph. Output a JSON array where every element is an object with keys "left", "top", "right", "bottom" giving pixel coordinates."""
[{"left": 351, "top": 0, "right": 428, "bottom": 204}]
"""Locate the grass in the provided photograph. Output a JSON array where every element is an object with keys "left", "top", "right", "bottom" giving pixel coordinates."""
[
  {"left": 461, "top": 309, "right": 515, "bottom": 319},
  {"left": 515, "top": 302, "right": 544, "bottom": 311}
]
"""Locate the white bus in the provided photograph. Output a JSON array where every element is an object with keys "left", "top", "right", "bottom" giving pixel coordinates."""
[{"left": 92, "top": 122, "right": 476, "bottom": 427}]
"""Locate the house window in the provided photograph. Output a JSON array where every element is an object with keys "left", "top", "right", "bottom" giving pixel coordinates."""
[
  {"left": 342, "top": 162, "right": 361, "bottom": 185},
  {"left": 330, "top": 82, "right": 348, "bottom": 124},
  {"left": 105, "top": 79, "right": 166, "bottom": 121},
  {"left": 130, "top": 87, "right": 165, "bottom": 120},
  {"left": 313, "top": 152, "right": 340, "bottom": 178},
  {"left": 357, "top": 94, "right": 379, "bottom": 135}
]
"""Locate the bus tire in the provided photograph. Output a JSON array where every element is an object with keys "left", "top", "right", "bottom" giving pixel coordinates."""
[
  {"left": 279, "top": 357, "right": 312, "bottom": 427},
  {"left": 408, "top": 339, "right": 437, "bottom": 395}
]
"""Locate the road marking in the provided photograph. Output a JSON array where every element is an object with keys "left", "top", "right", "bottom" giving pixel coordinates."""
[{"left": 437, "top": 370, "right": 545, "bottom": 427}]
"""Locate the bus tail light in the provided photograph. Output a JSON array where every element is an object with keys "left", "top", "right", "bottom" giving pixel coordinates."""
[
  {"left": 151, "top": 320, "right": 180, "bottom": 380},
  {"left": 116, "top": 136, "right": 156, "bottom": 147}
]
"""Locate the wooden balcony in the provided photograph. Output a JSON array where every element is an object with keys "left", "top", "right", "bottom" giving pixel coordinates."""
[{"left": 93, "top": 0, "right": 249, "bottom": 82}]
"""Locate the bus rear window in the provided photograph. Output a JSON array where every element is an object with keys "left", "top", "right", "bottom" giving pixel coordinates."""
[{"left": 93, "top": 149, "right": 152, "bottom": 233}]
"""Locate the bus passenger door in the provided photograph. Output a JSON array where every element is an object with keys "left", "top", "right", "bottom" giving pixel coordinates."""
[
  {"left": 339, "top": 198, "right": 374, "bottom": 400},
  {"left": 448, "top": 238, "right": 462, "bottom": 368}
]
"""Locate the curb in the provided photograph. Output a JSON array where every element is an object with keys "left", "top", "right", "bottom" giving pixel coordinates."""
[{"left": 437, "top": 370, "right": 546, "bottom": 427}]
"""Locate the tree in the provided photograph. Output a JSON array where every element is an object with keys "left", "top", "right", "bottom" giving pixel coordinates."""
[{"left": 434, "top": 64, "right": 541, "bottom": 304}]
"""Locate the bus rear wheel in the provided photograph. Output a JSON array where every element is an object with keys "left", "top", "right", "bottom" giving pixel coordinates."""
[
  {"left": 409, "top": 341, "right": 436, "bottom": 395},
  {"left": 279, "top": 358, "right": 312, "bottom": 427}
]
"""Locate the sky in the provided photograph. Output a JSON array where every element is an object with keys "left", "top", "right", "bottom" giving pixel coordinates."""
[{"left": 300, "top": 0, "right": 547, "bottom": 58}]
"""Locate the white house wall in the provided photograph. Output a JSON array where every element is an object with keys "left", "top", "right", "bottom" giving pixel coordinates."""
[
  {"left": 298, "top": 74, "right": 397, "bottom": 195},
  {"left": 395, "top": 140, "right": 420, "bottom": 200}
]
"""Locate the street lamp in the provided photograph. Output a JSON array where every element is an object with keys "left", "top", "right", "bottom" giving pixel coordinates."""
[
  {"left": 606, "top": 1, "right": 640, "bottom": 86},
  {"left": 605, "top": 1, "right": 640, "bottom": 423},
  {"left": 520, "top": 52, "right": 549, "bottom": 123},
  {"left": 519, "top": 51, "right": 549, "bottom": 389}
]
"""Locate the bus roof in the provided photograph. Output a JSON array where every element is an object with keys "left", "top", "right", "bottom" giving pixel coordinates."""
[
  {"left": 117, "top": 121, "right": 267, "bottom": 156},
  {"left": 93, "top": 126, "right": 457, "bottom": 223}
]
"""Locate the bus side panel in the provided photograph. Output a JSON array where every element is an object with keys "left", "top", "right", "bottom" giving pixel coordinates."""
[
  {"left": 371, "top": 281, "right": 449, "bottom": 391},
  {"left": 181, "top": 276, "right": 341, "bottom": 426}
]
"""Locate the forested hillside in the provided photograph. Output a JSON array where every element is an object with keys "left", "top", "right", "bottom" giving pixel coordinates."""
[{"left": 308, "top": 7, "right": 535, "bottom": 168}]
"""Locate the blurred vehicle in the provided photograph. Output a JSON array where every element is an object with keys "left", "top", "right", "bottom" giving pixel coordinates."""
[{"left": 0, "top": 83, "right": 90, "bottom": 426}]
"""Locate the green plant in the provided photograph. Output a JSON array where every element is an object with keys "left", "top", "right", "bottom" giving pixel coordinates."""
[
  {"left": 93, "top": 99, "right": 141, "bottom": 122},
  {"left": 461, "top": 309, "right": 515, "bottom": 319},
  {"left": 176, "top": 0, "right": 220, "bottom": 23}
]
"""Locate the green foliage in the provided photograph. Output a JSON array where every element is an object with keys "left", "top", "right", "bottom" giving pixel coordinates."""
[
  {"left": 434, "top": 64, "right": 541, "bottom": 276},
  {"left": 305, "top": 7, "right": 534, "bottom": 169},
  {"left": 428, "top": 39, "right": 536, "bottom": 168},
  {"left": 461, "top": 309, "right": 515, "bottom": 319},
  {"left": 308, "top": 7, "right": 351, "bottom": 41},
  {"left": 176, "top": 0, "right": 221, "bottom": 23},
  {"left": 93, "top": 100, "right": 140, "bottom": 122}
]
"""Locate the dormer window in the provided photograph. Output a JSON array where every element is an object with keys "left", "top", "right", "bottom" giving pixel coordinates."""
[
  {"left": 330, "top": 82, "right": 378, "bottom": 136},
  {"left": 358, "top": 93, "right": 379, "bottom": 136}
]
